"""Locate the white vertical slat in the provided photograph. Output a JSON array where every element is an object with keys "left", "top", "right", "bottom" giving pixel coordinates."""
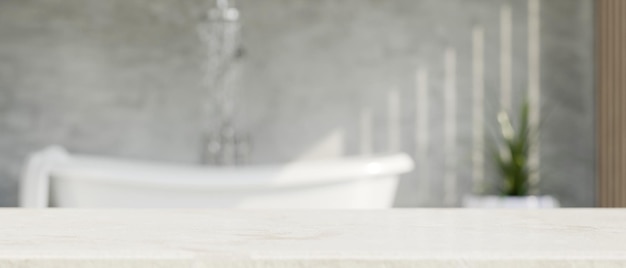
[
  {"left": 472, "top": 26, "right": 485, "bottom": 194},
  {"left": 444, "top": 48, "right": 457, "bottom": 206}
]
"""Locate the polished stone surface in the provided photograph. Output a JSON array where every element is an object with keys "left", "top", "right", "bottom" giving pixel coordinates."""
[{"left": 0, "top": 209, "right": 624, "bottom": 267}]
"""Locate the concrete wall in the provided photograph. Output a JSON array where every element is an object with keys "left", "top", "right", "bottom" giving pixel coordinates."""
[{"left": 0, "top": 0, "right": 594, "bottom": 206}]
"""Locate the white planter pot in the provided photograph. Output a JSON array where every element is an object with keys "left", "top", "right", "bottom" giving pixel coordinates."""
[{"left": 463, "top": 195, "right": 560, "bottom": 208}]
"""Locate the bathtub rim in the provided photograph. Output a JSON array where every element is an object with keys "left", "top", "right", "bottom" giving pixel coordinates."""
[{"left": 47, "top": 152, "right": 414, "bottom": 190}]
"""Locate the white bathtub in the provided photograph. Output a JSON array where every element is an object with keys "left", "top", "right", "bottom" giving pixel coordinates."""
[{"left": 20, "top": 147, "right": 414, "bottom": 209}]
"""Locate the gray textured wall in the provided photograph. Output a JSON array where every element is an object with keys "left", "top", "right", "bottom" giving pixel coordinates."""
[{"left": 0, "top": 0, "right": 594, "bottom": 207}]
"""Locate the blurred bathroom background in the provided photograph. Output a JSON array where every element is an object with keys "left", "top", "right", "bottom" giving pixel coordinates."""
[{"left": 0, "top": 0, "right": 594, "bottom": 207}]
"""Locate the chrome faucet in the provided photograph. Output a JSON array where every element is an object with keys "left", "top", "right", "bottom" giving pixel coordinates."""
[{"left": 198, "top": 0, "right": 249, "bottom": 166}]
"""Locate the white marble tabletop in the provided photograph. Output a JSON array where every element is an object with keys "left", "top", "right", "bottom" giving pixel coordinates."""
[{"left": 1, "top": 209, "right": 626, "bottom": 267}]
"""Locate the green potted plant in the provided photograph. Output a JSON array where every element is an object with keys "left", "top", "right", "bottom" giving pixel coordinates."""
[{"left": 463, "top": 101, "right": 559, "bottom": 208}]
